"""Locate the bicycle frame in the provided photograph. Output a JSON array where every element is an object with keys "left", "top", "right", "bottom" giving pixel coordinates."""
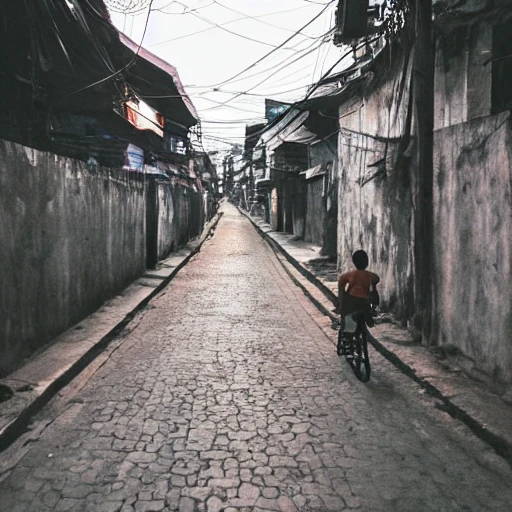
[{"left": 337, "top": 313, "right": 371, "bottom": 382}]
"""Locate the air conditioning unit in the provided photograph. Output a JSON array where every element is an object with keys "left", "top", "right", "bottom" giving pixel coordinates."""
[{"left": 334, "top": 0, "right": 370, "bottom": 45}]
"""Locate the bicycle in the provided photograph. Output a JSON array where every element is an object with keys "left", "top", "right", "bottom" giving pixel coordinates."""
[{"left": 336, "top": 309, "right": 373, "bottom": 382}]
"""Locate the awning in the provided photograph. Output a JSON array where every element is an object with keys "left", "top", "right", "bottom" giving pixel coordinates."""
[
  {"left": 156, "top": 161, "right": 182, "bottom": 176},
  {"left": 300, "top": 164, "right": 325, "bottom": 180},
  {"left": 255, "top": 178, "right": 272, "bottom": 189},
  {"left": 260, "top": 110, "right": 317, "bottom": 152}
]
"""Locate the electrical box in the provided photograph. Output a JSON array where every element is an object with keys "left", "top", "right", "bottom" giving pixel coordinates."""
[{"left": 334, "top": 0, "right": 370, "bottom": 44}]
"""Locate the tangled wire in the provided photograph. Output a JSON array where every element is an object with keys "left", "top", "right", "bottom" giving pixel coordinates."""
[{"left": 103, "top": 0, "right": 151, "bottom": 14}]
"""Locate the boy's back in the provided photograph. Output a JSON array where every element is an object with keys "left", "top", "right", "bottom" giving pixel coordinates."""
[
  {"left": 338, "top": 251, "right": 380, "bottom": 318},
  {"left": 339, "top": 269, "right": 379, "bottom": 300}
]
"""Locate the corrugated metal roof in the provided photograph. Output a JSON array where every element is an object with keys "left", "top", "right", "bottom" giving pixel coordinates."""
[
  {"left": 118, "top": 32, "right": 198, "bottom": 123},
  {"left": 260, "top": 110, "right": 317, "bottom": 152}
]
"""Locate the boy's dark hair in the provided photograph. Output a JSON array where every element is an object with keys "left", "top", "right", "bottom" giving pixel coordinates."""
[{"left": 352, "top": 250, "right": 369, "bottom": 270}]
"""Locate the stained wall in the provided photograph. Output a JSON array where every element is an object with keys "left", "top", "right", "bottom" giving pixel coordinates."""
[{"left": 0, "top": 140, "right": 146, "bottom": 375}]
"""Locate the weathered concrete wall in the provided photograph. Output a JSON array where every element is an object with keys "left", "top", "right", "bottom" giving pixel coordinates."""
[
  {"left": 309, "top": 136, "right": 338, "bottom": 255},
  {"left": 433, "top": 19, "right": 512, "bottom": 383},
  {"left": 434, "top": 21, "right": 492, "bottom": 130},
  {"left": 337, "top": 51, "right": 415, "bottom": 321},
  {"left": 336, "top": 16, "right": 512, "bottom": 383},
  {"left": 308, "top": 134, "right": 338, "bottom": 257},
  {"left": 157, "top": 181, "right": 205, "bottom": 260},
  {"left": 433, "top": 112, "right": 512, "bottom": 382},
  {"left": 157, "top": 182, "right": 177, "bottom": 259},
  {"left": 291, "top": 178, "right": 306, "bottom": 239},
  {"left": 305, "top": 177, "right": 324, "bottom": 246},
  {"left": 0, "top": 140, "right": 146, "bottom": 376}
]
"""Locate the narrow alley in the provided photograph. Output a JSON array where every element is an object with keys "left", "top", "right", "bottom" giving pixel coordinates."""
[{"left": 0, "top": 204, "right": 511, "bottom": 512}]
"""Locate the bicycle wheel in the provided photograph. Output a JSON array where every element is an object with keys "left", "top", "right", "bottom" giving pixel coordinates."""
[{"left": 353, "top": 330, "right": 371, "bottom": 382}]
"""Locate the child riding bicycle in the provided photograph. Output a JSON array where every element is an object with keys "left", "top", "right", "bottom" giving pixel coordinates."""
[{"left": 338, "top": 250, "right": 380, "bottom": 331}]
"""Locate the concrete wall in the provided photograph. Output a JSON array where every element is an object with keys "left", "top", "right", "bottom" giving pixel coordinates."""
[
  {"left": 0, "top": 140, "right": 146, "bottom": 376},
  {"left": 157, "top": 181, "right": 177, "bottom": 259},
  {"left": 433, "top": 112, "right": 512, "bottom": 382},
  {"left": 310, "top": 137, "right": 338, "bottom": 257},
  {"left": 291, "top": 178, "right": 306, "bottom": 239},
  {"left": 336, "top": 18, "right": 512, "bottom": 383},
  {"left": 432, "top": 18, "right": 512, "bottom": 382},
  {"left": 337, "top": 50, "right": 415, "bottom": 321},
  {"left": 305, "top": 177, "right": 324, "bottom": 246},
  {"left": 157, "top": 181, "right": 205, "bottom": 260},
  {"left": 434, "top": 21, "right": 493, "bottom": 130}
]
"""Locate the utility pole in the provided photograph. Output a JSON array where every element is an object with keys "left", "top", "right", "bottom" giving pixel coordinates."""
[{"left": 412, "top": 0, "right": 434, "bottom": 343}]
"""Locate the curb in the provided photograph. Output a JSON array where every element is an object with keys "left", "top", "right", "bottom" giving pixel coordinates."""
[
  {"left": 237, "top": 206, "right": 512, "bottom": 468},
  {"left": 0, "top": 212, "right": 224, "bottom": 453}
]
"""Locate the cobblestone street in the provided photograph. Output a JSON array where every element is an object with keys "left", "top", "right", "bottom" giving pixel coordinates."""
[{"left": 1, "top": 203, "right": 511, "bottom": 512}]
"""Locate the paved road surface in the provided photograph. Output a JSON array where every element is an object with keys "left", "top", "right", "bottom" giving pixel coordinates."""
[{"left": 1, "top": 204, "right": 511, "bottom": 511}]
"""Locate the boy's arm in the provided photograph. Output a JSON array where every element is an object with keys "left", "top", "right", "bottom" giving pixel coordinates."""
[
  {"left": 337, "top": 273, "right": 349, "bottom": 311},
  {"left": 339, "top": 272, "right": 350, "bottom": 288}
]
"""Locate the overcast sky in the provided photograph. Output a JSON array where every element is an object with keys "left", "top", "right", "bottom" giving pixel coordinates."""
[{"left": 108, "top": 0, "right": 343, "bottom": 151}]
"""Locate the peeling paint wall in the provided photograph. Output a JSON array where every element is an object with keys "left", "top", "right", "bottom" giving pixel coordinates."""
[{"left": 0, "top": 140, "right": 146, "bottom": 376}]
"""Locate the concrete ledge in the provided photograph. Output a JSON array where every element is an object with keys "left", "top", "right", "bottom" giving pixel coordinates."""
[
  {"left": 0, "top": 212, "right": 223, "bottom": 452},
  {"left": 237, "top": 205, "right": 512, "bottom": 468}
]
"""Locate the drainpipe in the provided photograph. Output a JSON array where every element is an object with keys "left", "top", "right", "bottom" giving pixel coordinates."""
[{"left": 412, "top": 0, "right": 434, "bottom": 343}]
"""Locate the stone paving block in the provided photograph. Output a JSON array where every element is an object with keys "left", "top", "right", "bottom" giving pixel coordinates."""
[{"left": 1, "top": 204, "right": 512, "bottom": 512}]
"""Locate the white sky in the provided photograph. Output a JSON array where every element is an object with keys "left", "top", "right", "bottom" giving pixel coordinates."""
[{"left": 108, "top": 0, "right": 344, "bottom": 151}]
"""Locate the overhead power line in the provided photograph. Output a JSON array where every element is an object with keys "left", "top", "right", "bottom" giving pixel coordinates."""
[
  {"left": 195, "top": 30, "right": 331, "bottom": 90},
  {"left": 211, "top": 0, "right": 316, "bottom": 39},
  {"left": 200, "top": 35, "right": 330, "bottom": 111},
  {"left": 66, "top": 0, "right": 155, "bottom": 97},
  {"left": 206, "top": 0, "right": 336, "bottom": 88},
  {"left": 157, "top": 0, "right": 300, "bottom": 51},
  {"left": 230, "top": 36, "right": 383, "bottom": 146},
  {"left": 184, "top": 83, "right": 315, "bottom": 97},
  {"left": 152, "top": 1, "right": 215, "bottom": 15},
  {"left": 150, "top": 4, "right": 314, "bottom": 47}
]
